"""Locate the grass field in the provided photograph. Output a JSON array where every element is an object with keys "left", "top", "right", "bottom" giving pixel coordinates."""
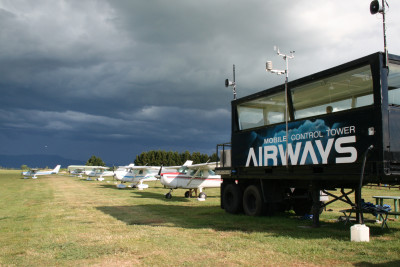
[{"left": 0, "top": 170, "right": 399, "bottom": 266}]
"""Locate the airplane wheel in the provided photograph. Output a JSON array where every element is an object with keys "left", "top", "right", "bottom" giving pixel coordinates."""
[
  {"left": 198, "top": 192, "right": 206, "bottom": 199},
  {"left": 184, "top": 191, "right": 190, "bottom": 198},
  {"left": 165, "top": 193, "right": 172, "bottom": 199}
]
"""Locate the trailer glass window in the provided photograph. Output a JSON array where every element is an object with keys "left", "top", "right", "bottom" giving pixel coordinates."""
[
  {"left": 291, "top": 65, "right": 373, "bottom": 119},
  {"left": 237, "top": 91, "right": 285, "bottom": 130},
  {"left": 388, "top": 62, "right": 400, "bottom": 106}
]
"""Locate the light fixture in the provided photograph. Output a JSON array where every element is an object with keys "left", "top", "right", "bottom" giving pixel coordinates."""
[
  {"left": 370, "top": 0, "right": 389, "bottom": 68},
  {"left": 370, "top": 0, "right": 382, "bottom": 14},
  {"left": 225, "top": 64, "right": 236, "bottom": 100}
]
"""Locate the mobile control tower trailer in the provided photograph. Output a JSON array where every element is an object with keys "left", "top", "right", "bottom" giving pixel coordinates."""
[{"left": 216, "top": 52, "right": 400, "bottom": 227}]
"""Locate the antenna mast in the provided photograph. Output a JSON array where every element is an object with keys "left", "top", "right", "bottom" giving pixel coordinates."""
[{"left": 266, "top": 47, "right": 295, "bottom": 166}]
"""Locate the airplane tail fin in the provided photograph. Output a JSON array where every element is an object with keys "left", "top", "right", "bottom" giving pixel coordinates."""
[
  {"left": 183, "top": 160, "right": 193, "bottom": 166},
  {"left": 52, "top": 165, "right": 61, "bottom": 174}
]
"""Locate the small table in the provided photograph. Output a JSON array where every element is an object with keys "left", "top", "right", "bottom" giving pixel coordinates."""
[
  {"left": 373, "top": 196, "right": 400, "bottom": 219},
  {"left": 339, "top": 208, "right": 389, "bottom": 228}
]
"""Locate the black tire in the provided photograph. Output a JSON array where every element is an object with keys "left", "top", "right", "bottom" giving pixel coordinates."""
[
  {"left": 165, "top": 192, "right": 172, "bottom": 199},
  {"left": 184, "top": 191, "right": 190, "bottom": 198},
  {"left": 243, "top": 185, "right": 264, "bottom": 216},
  {"left": 222, "top": 183, "right": 243, "bottom": 214}
]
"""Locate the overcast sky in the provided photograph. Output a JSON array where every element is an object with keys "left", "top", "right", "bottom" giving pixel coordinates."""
[{"left": 0, "top": 0, "right": 399, "bottom": 166}]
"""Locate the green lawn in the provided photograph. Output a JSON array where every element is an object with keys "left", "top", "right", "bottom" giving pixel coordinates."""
[{"left": 0, "top": 170, "right": 399, "bottom": 266}]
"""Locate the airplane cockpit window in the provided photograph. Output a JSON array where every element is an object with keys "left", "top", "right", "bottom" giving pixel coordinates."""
[
  {"left": 189, "top": 170, "right": 201, "bottom": 176},
  {"left": 388, "top": 62, "right": 400, "bottom": 106},
  {"left": 178, "top": 166, "right": 188, "bottom": 174}
]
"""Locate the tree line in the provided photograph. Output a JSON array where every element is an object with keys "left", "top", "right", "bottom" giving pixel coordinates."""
[
  {"left": 85, "top": 150, "right": 218, "bottom": 167},
  {"left": 134, "top": 150, "right": 218, "bottom": 166}
]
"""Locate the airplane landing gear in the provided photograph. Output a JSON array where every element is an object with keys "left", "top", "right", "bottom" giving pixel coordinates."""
[
  {"left": 165, "top": 188, "right": 173, "bottom": 199},
  {"left": 184, "top": 189, "right": 199, "bottom": 198},
  {"left": 116, "top": 183, "right": 126, "bottom": 189},
  {"left": 137, "top": 183, "right": 149, "bottom": 190}
]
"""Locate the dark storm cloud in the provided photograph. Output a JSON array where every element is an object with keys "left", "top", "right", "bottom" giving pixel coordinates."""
[{"left": 0, "top": 0, "right": 398, "bottom": 164}]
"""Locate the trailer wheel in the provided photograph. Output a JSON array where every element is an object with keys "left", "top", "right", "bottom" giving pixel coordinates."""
[
  {"left": 243, "top": 185, "right": 264, "bottom": 216},
  {"left": 222, "top": 183, "right": 242, "bottom": 214}
]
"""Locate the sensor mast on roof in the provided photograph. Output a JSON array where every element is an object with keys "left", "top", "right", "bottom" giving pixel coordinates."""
[
  {"left": 266, "top": 47, "right": 295, "bottom": 166},
  {"left": 225, "top": 64, "right": 236, "bottom": 100}
]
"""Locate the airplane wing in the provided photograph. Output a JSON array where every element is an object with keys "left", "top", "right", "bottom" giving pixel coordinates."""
[
  {"left": 132, "top": 166, "right": 181, "bottom": 173},
  {"left": 128, "top": 166, "right": 155, "bottom": 170},
  {"left": 186, "top": 162, "right": 217, "bottom": 171},
  {"left": 67, "top": 165, "right": 87, "bottom": 173},
  {"left": 98, "top": 166, "right": 109, "bottom": 170}
]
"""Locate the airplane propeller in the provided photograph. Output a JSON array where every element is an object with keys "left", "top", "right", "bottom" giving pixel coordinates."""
[
  {"left": 155, "top": 165, "right": 163, "bottom": 179},
  {"left": 112, "top": 164, "right": 116, "bottom": 181}
]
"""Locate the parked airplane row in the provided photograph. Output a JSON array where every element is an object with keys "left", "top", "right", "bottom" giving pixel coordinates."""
[
  {"left": 68, "top": 161, "right": 223, "bottom": 200},
  {"left": 21, "top": 161, "right": 221, "bottom": 200},
  {"left": 67, "top": 165, "right": 114, "bottom": 181}
]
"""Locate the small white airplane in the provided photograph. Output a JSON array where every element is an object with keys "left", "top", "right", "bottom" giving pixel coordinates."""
[
  {"left": 84, "top": 166, "right": 114, "bottom": 181},
  {"left": 115, "top": 164, "right": 178, "bottom": 190},
  {"left": 70, "top": 168, "right": 84, "bottom": 177},
  {"left": 22, "top": 165, "right": 61, "bottom": 179},
  {"left": 159, "top": 161, "right": 222, "bottom": 201},
  {"left": 68, "top": 166, "right": 85, "bottom": 177},
  {"left": 113, "top": 164, "right": 135, "bottom": 180},
  {"left": 68, "top": 165, "right": 86, "bottom": 176}
]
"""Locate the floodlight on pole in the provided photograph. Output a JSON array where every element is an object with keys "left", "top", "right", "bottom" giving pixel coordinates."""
[
  {"left": 266, "top": 46, "right": 295, "bottom": 166},
  {"left": 370, "top": 0, "right": 389, "bottom": 68},
  {"left": 225, "top": 64, "right": 237, "bottom": 100}
]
